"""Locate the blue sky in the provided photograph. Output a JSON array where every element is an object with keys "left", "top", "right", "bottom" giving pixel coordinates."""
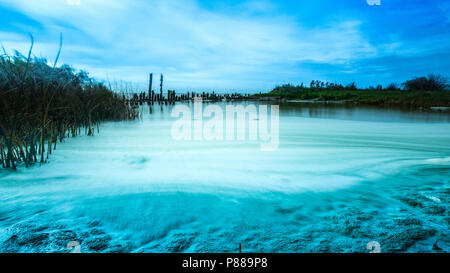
[{"left": 0, "top": 0, "right": 449, "bottom": 92}]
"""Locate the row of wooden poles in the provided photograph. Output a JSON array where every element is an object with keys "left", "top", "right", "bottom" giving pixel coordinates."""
[
  {"left": 127, "top": 73, "right": 253, "bottom": 106},
  {"left": 1, "top": 69, "right": 251, "bottom": 169}
]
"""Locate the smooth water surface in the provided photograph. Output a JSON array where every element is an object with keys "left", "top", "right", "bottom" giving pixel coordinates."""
[{"left": 0, "top": 102, "right": 449, "bottom": 253}]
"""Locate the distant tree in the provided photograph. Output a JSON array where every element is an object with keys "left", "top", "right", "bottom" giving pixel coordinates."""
[
  {"left": 403, "top": 74, "right": 449, "bottom": 91},
  {"left": 346, "top": 82, "right": 357, "bottom": 90},
  {"left": 385, "top": 82, "right": 400, "bottom": 91}
]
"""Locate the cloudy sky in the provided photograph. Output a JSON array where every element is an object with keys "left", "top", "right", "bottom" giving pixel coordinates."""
[{"left": 0, "top": 0, "right": 449, "bottom": 92}]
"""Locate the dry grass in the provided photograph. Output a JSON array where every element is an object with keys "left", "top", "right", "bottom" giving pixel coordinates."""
[{"left": 0, "top": 42, "right": 138, "bottom": 169}]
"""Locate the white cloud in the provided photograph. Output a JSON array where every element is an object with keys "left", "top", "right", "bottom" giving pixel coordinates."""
[
  {"left": 0, "top": 0, "right": 379, "bottom": 91},
  {"left": 66, "top": 0, "right": 81, "bottom": 6}
]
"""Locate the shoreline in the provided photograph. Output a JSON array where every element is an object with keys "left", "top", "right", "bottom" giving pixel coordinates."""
[
  {"left": 252, "top": 88, "right": 450, "bottom": 109},
  {"left": 252, "top": 95, "right": 450, "bottom": 111}
]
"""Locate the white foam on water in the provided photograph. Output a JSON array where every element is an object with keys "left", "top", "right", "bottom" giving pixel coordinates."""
[{"left": 424, "top": 157, "right": 450, "bottom": 164}]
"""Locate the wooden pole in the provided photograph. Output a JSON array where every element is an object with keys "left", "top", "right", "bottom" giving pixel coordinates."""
[
  {"left": 160, "top": 74, "right": 163, "bottom": 102},
  {"left": 148, "top": 73, "right": 153, "bottom": 104}
]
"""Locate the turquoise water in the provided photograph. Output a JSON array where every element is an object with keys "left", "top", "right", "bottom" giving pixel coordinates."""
[{"left": 0, "top": 102, "right": 449, "bottom": 253}]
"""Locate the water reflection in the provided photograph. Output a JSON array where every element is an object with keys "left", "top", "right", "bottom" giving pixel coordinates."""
[{"left": 278, "top": 102, "right": 450, "bottom": 123}]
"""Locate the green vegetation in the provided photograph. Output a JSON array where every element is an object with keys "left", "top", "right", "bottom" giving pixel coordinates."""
[
  {"left": 0, "top": 44, "right": 138, "bottom": 170},
  {"left": 261, "top": 75, "right": 450, "bottom": 107}
]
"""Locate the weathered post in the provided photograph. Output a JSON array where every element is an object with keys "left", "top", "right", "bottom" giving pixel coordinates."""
[
  {"left": 148, "top": 73, "right": 153, "bottom": 104},
  {"left": 160, "top": 74, "right": 163, "bottom": 102}
]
